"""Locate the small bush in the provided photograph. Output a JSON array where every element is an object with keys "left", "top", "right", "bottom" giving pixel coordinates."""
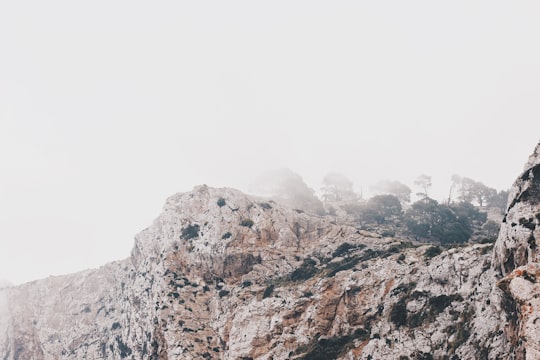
[
  {"left": 262, "top": 285, "right": 274, "bottom": 299},
  {"left": 240, "top": 219, "right": 254, "bottom": 228},
  {"left": 479, "top": 237, "right": 495, "bottom": 244},
  {"left": 222, "top": 232, "right": 232, "bottom": 239},
  {"left": 259, "top": 202, "right": 272, "bottom": 210},
  {"left": 381, "top": 229, "right": 396, "bottom": 237},
  {"left": 325, "top": 257, "right": 360, "bottom": 277},
  {"left": 424, "top": 246, "right": 442, "bottom": 259},
  {"left": 217, "top": 198, "right": 226, "bottom": 207},
  {"left": 429, "top": 294, "right": 463, "bottom": 315},
  {"left": 390, "top": 300, "right": 408, "bottom": 327},
  {"left": 290, "top": 258, "right": 318, "bottom": 281},
  {"left": 390, "top": 282, "right": 416, "bottom": 297},
  {"left": 218, "top": 290, "right": 230, "bottom": 298},
  {"left": 181, "top": 224, "right": 200, "bottom": 240},
  {"left": 332, "top": 243, "right": 355, "bottom": 258},
  {"left": 296, "top": 330, "right": 369, "bottom": 360}
]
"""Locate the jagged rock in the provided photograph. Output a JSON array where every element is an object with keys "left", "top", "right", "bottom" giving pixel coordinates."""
[
  {"left": 1, "top": 143, "right": 539, "bottom": 359},
  {"left": 493, "top": 142, "right": 540, "bottom": 360}
]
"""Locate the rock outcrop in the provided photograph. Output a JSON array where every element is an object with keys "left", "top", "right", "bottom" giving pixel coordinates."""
[
  {"left": 494, "top": 142, "right": 540, "bottom": 360},
  {"left": 1, "top": 142, "right": 539, "bottom": 360}
]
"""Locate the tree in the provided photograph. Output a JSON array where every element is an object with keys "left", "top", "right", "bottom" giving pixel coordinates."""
[
  {"left": 481, "top": 220, "right": 500, "bottom": 242},
  {"left": 321, "top": 173, "right": 357, "bottom": 202},
  {"left": 449, "top": 201, "right": 487, "bottom": 226},
  {"left": 487, "top": 190, "right": 509, "bottom": 214},
  {"left": 371, "top": 180, "right": 412, "bottom": 203},
  {"left": 454, "top": 176, "right": 497, "bottom": 207},
  {"left": 457, "top": 177, "right": 476, "bottom": 203},
  {"left": 447, "top": 174, "right": 462, "bottom": 204},
  {"left": 414, "top": 175, "right": 432, "bottom": 200},
  {"left": 249, "top": 168, "right": 325, "bottom": 214},
  {"left": 476, "top": 185, "right": 494, "bottom": 207},
  {"left": 405, "top": 198, "right": 439, "bottom": 239},
  {"left": 405, "top": 198, "right": 485, "bottom": 244},
  {"left": 363, "top": 195, "right": 402, "bottom": 224}
]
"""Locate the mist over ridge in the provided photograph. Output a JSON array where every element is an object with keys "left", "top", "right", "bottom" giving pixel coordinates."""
[{"left": 1, "top": 0, "right": 539, "bottom": 286}]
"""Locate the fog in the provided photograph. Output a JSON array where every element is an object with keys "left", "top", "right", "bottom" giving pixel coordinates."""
[{"left": 1, "top": 1, "right": 539, "bottom": 284}]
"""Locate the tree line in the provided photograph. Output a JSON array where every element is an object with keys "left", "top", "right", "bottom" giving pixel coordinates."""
[{"left": 249, "top": 169, "right": 508, "bottom": 245}]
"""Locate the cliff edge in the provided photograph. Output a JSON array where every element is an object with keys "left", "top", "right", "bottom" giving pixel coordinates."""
[{"left": 1, "top": 142, "right": 539, "bottom": 359}]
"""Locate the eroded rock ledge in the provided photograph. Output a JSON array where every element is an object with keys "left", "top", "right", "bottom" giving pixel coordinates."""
[{"left": 1, "top": 142, "right": 539, "bottom": 360}]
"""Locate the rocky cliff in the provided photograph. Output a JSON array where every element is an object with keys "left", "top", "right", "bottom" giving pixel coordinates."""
[{"left": 1, "top": 143, "right": 539, "bottom": 360}]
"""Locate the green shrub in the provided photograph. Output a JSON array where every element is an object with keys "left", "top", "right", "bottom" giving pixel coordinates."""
[
  {"left": 325, "top": 257, "right": 360, "bottom": 277},
  {"left": 424, "top": 246, "right": 442, "bottom": 259},
  {"left": 240, "top": 219, "right": 254, "bottom": 228},
  {"left": 222, "top": 232, "right": 232, "bottom": 239},
  {"left": 262, "top": 285, "right": 274, "bottom": 299},
  {"left": 429, "top": 294, "right": 463, "bottom": 315},
  {"left": 290, "top": 258, "right": 318, "bottom": 281},
  {"left": 390, "top": 300, "right": 408, "bottom": 327},
  {"left": 259, "top": 202, "right": 272, "bottom": 210},
  {"left": 390, "top": 282, "right": 416, "bottom": 297},
  {"left": 217, "top": 198, "right": 226, "bottom": 207},
  {"left": 181, "top": 224, "right": 200, "bottom": 240},
  {"left": 296, "top": 329, "right": 369, "bottom": 360},
  {"left": 381, "top": 229, "right": 396, "bottom": 237},
  {"left": 332, "top": 243, "right": 355, "bottom": 258}
]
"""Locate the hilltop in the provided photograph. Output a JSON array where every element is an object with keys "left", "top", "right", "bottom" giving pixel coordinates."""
[{"left": 0, "top": 143, "right": 539, "bottom": 359}]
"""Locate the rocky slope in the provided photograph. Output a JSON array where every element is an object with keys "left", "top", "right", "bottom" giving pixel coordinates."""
[{"left": 1, "top": 142, "right": 539, "bottom": 360}]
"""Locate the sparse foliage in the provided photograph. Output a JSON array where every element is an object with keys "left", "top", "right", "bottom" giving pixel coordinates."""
[
  {"left": 240, "top": 219, "right": 254, "bottom": 228},
  {"left": 181, "top": 224, "right": 200, "bottom": 240},
  {"left": 487, "top": 190, "right": 509, "bottom": 214},
  {"left": 481, "top": 220, "right": 500, "bottom": 241},
  {"left": 363, "top": 195, "right": 403, "bottom": 224},
  {"left": 452, "top": 176, "right": 499, "bottom": 207},
  {"left": 321, "top": 172, "right": 357, "bottom": 202},
  {"left": 371, "top": 180, "right": 412, "bottom": 203},
  {"left": 249, "top": 168, "right": 325, "bottom": 214},
  {"left": 414, "top": 175, "right": 432, "bottom": 200},
  {"left": 405, "top": 199, "right": 486, "bottom": 244}
]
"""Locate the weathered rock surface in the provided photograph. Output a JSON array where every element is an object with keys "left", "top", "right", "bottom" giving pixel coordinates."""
[
  {"left": 1, "top": 142, "right": 539, "bottom": 359},
  {"left": 494, "top": 142, "right": 540, "bottom": 360}
]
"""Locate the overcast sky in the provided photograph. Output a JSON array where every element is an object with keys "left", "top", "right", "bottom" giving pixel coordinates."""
[{"left": 1, "top": 1, "right": 539, "bottom": 285}]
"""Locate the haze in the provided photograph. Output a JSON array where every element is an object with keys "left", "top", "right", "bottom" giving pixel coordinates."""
[{"left": 1, "top": 1, "right": 539, "bottom": 285}]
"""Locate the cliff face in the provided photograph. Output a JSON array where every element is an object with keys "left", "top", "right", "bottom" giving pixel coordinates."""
[
  {"left": 494, "top": 143, "right": 540, "bottom": 360},
  {"left": 1, "top": 143, "right": 539, "bottom": 360}
]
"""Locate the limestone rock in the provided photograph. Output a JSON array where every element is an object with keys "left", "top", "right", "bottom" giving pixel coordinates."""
[
  {"left": 493, "top": 142, "right": 540, "bottom": 360},
  {"left": 1, "top": 142, "right": 540, "bottom": 359}
]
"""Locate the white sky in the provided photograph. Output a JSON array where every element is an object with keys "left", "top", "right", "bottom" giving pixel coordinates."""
[{"left": 1, "top": 1, "right": 539, "bottom": 285}]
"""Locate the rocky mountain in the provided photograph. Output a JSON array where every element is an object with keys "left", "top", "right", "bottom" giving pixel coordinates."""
[{"left": 1, "top": 143, "right": 539, "bottom": 360}]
